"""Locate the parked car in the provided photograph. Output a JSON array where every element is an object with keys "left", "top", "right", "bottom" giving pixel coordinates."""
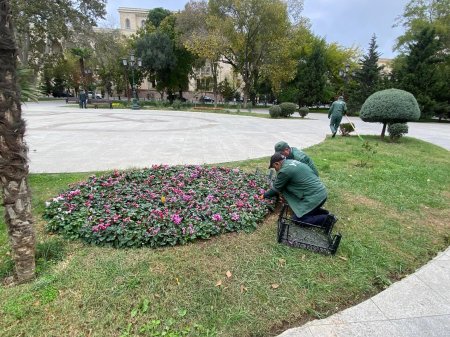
[
  {"left": 199, "top": 95, "right": 214, "bottom": 103},
  {"left": 52, "top": 91, "right": 74, "bottom": 98},
  {"left": 88, "top": 92, "right": 102, "bottom": 99},
  {"left": 167, "top": 94, "right": 187, "bottom": 102}
]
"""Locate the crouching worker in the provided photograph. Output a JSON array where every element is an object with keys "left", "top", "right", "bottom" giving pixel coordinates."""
[{"left": 262, "top": 153, "right": 329, "bottom": 226}]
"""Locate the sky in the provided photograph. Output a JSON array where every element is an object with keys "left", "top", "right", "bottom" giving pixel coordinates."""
[{"left": 101, "top": 0, "right": 410, "bottom": 59}]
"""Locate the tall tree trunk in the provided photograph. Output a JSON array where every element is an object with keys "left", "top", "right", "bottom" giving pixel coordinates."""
[{"left": 0, "top": 0, "right": 36, "bottom": 283}]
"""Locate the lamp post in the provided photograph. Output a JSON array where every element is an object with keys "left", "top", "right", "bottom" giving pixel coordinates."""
[
  {"left": 122, "top": 51, "right": 142, "bottom": 110},
  {"left": 339, "top": 63, "right": 350, "bottom": 98}
]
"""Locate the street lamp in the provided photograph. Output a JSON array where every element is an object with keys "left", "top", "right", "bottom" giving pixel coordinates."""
[
  {"left": 122, "top": 51, "right": 142, "bottom": 110},
  {"left": 339, "top": 63, "right": 350, "bottom": 98}
]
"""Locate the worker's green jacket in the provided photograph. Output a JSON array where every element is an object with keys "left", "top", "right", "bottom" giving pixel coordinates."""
[
  {"left": 328, "top": 100, "right": 347, "bottom": 118},
  {"left": 265, "top": 160, "right": 327, "bottom": 217},
  {"left": 288, "top": 147, "right": 319, "bottom": 176}
]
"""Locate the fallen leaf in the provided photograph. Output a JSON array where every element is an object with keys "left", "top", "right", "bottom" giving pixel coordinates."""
[
  {"left": 215, "top": 280, "right": 222, "bottom": 287},
  {"left": 226, "top": 271, "right": 232, "bottom": 278},
  {"left": 278, "top": 258, "right": 286, "bottom": 266},
  {"left": 176, "top": 277, "right": 180, "bottom": 285},
  {"left": 338, "top": 256, "right": 348, "bottom": 261},
  {"left": 240, "top": 285, "right": 248, "bottom": 293},
  {"left": 271, "top": 283, "right": 280, "bottom": 289},
  {"left": 154, "top": 294, "right": 160, "bottom": 298},
  {"left": 301, "top": 254, "right": 306, "bottom": 261}
]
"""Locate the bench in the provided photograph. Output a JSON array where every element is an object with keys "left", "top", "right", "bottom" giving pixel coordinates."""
[{"left": 66, "top": 97, "right": 113, "bottom": 109}]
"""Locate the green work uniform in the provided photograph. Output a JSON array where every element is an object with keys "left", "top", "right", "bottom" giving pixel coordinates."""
[
  {"left": 266, "top": 160, "right": 327, "bottom": 218},
  {"left": 288, "top": 147, "right": 319, "bottom": 176},
  {"left": 328, "top": 99, "right": 347, "bottom": 134}
]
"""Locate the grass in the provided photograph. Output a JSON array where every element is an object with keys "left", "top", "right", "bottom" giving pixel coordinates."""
[{"left": 1, "top": 137, "right": 449, "bottom": 337}]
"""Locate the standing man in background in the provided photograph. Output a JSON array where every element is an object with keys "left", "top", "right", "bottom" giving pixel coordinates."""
[{"left": 328, "top": 96, "right": 347, "bottom": 137}]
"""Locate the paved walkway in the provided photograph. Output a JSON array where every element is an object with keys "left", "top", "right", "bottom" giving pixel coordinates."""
[
  {"left": 22, "top": 102, "right": 450, "bottom": 173},
  {"left": 22, "top": 101, "right": 450, "bottom": 336},
  {"left": 278, "top": 247, "right": 450, "bottom": 337}
]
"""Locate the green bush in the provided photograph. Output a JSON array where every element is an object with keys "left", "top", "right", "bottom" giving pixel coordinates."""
[
  {"left": 172, "top": 99, "right": 182, "bottom": 110},
  {"left": 279, "top": 102, "right": 297, "bottom": 117},
  {"left": 388, "top": 123, "right": 409, "bottom": 141},
  {"left": 298, "top": 107, "right": 309, "bottom": 118},
  {"left": 360, "top": 89, "right": 420, "bottom": 138},
  {"left": 269, "top": 105, "right": 281, "bottom": 118}
]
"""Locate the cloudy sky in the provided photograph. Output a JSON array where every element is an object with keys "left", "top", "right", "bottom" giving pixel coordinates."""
[{"left": 101, "top": 0, "right": 410, "bottom": 58}]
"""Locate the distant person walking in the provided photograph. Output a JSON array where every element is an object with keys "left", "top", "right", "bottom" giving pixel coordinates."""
[
  {"left": 328, "top": 96, "right": 347, "bottom": 137},
  {"left": 79, "top": 90, "right": 87, "bottom": 109}
]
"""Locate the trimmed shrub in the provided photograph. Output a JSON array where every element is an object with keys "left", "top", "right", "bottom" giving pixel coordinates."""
[
  {"left": 360, "top": 88, "right": 420, "bottom": 139},
  {"left": 279, "top": 102, "right": 297, "bottom": 117},
  {"left": 339, "top": 122, "right": 355, "bottom": 136},
  {"left": 298, "top": 107, "right": 309, "bottom": 118},
  {"left": 388, "top": 123, "right": 409, "bottom": 141},
  {"left": 269, "top": 105, "right": 281, "bottom": 118}
]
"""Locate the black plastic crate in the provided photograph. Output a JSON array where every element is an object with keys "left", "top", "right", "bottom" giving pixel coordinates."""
[{"left": 277, "top": 204, "right": 342, "bottom": 255}]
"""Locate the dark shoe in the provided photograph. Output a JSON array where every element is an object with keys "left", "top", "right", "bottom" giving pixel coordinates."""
[{"left": 332, "top": 132, "right": 337, "bottom": 138}]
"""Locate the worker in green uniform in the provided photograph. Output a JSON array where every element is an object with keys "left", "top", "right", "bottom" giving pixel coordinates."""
[
  {"left": 262, "top": 153, "right": 329, "bottom": 226},
  {"left": 328, "top": 96, "right": 347, "bottom": 137},
  {"left": 274, "top": 141, "right": 318, "bottom": 176}
]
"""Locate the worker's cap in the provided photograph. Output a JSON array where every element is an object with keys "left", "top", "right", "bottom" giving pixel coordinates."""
[
  {"left": 269, "top": 153, "right": 285, "bottom": 169},
  {"left": 274, "top": 141, "right": 289, "bottom": 152}
]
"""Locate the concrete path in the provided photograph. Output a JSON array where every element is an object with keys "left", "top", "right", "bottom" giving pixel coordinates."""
[
  {"left": 22, "top": 101, "right": 450, "bottom": 173},
  {"left": 278, "top": 247, "right": 450, "bottom": 337}
]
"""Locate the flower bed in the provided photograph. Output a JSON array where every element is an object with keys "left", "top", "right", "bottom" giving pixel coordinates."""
[{"left": 44, "top": 165, "right": 273, "bottom": 248}]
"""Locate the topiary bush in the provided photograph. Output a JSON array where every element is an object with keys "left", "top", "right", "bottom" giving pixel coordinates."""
[
  {"left": 360, "top": 88, "right": 420, "bottom": 139},
  {"left": 44, "top": 166, "right": 273, "bottom": 248},
  {"left": 279, "top": 102, "right": 297, "bottom": 117},
  {"left": 269, "top": 105, "right": 281, "bottom": 118},
  {"left": 388, "top": 123, "right": 409, "bottom": 141},
  {"left": 298, "top": 107, "right": 309, "bottom": 118}
]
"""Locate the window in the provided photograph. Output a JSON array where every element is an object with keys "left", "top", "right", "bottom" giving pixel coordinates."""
[
  {"left": 141, "top": 20, "right": 146, "bottom": 28},
  {"left": 125, "top": 18, "right": 130, "bottom": 29}
]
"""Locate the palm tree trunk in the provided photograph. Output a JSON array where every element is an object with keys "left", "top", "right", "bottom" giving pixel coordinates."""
[{"left": 0, "top": 0, "right": 36, "bottom": 283}]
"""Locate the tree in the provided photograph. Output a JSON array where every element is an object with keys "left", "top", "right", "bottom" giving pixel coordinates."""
[
  {"left": 349, "top": 34, "right": 384, "bottom": 110},
  {"left": 0, "top": 0, "right": 36, "bottom": 283},
  {"left": 10, "top": 0, "right": 106, "bottom": 70},
  {"left": 394, "top": 27, "right": 448, "bottom": 118},
  {"left": 394, "top": 0, "right": 450, "bottom": 53},
  {"left": 296, "top": 38, "right": 328, "bottom": 107},
  {"left": 177, "top": 0, "right": 224, "bottom": 105},
  {"left": 360, "top": 88, "right": 421, "bottom": 139},
  {"left": 208, "top": 0, "right": 291, "bottom": 106}
]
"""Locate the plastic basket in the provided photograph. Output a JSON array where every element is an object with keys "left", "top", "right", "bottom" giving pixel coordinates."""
[{"left": 277, "top": 204, "right": 342, "bottom": 255}]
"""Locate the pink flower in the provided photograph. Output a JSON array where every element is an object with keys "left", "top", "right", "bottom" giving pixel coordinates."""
[
  {"left": 171, "top": 214, "right": 183, "bottom": 225},
  {"left": 231, "top": 213, "right": 240, "bottom": 221},
  {"left": 212, "top": 213, "right": 222, "bottom": 222}
]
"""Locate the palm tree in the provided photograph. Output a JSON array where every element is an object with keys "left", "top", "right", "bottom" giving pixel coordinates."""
[{"left": 0, "top": 0, "right": 36, "bottom": 283}]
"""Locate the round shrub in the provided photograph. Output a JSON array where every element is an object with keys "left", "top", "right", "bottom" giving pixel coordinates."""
[
  {"left": 360, "top": 89, "right": 420, "bottom": 138},
  {"left": 269, "top": 105, "right": 281, "bottom": 118},
  {"left": 298, "top": 107, "right": 309, "bottom": 118},
  {"left": 360, "top": 89, "right": 420, "bottom": 123},
  {"left": 279, "top": 102, "right": 297, "bottom": 117},
  {"left": 388, "top": 123, "right": 409, "bottom": 141},
  {"left": 44, "top": 166, "right": 273, "bottom": 248}
]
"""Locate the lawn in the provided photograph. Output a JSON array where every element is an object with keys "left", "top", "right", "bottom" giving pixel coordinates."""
[{"left": 0, "top": 136, "right": 449, "bottom": 337}]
